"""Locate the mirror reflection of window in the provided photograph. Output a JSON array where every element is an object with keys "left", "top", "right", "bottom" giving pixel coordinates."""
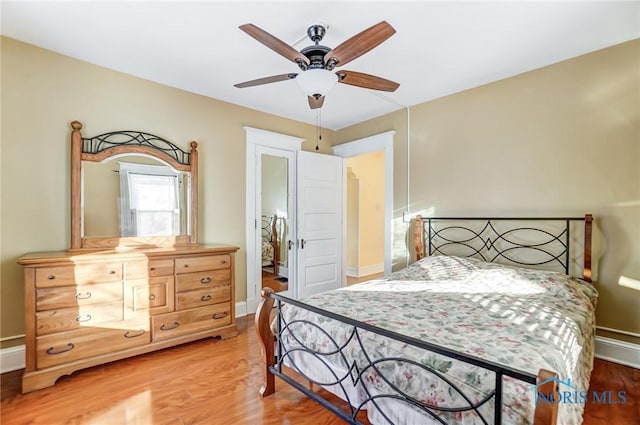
[{"left": 119, "top": 162, "right": 182, "bottom": 237}]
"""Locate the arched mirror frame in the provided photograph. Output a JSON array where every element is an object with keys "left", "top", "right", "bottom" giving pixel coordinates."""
[{"left": 70, "top": 120, "right": 198, "bottom": 250}]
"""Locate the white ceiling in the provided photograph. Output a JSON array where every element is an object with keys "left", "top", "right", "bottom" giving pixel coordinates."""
[{"left": 2, "top": 1, "right": 639, "bottom": 130}]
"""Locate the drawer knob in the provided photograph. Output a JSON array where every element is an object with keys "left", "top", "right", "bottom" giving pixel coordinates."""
[
  {"left": 149, "top": 267, "right": 156, "bottom": 271},
  {"left": 212, "top": 312, "right": 228, "bottom": 320},
  {"left": 160, "top": 321, "right": 179, "bottom": 331},
  {"left": 47, "top": 275, "right": 55, "bottom": 280},
  {"left": 109, "top": 270, "right": 116, "bottom": 275},
  {"left": 201, "top": 294, "right": 212, "bottom": 302},
  {"left": 200, "top": 277, "right": 211, "bottom": 284},
  {"left": 75, "top": 314, "right": 92, "bottom": 323},
  {"left": 124, "top": 329, "right": 146, "bottom": 338},
  {"left": 46, "top": 343, "right": 75, "bottom": 355},
  {"left": 75, "top": 292, "right": 92, "bottom": 300},
  {"left": 221, "top": 260, "right": 227, "bottom": 264},
  {"left": 183, "top": 264, "right": 189, "bottom": 268},
  {"left": 149, "top": 293, "right": 156, "bottom": 301}
]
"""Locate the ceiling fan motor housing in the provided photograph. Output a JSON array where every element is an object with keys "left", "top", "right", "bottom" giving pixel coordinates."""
[{"left": 300, "top": 45, "right": 331, "bottom": 70}]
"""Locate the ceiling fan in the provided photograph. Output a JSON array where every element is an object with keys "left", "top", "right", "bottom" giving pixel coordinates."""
[{"left": 234, "top": 21, "right": 400, "bottom": 109}]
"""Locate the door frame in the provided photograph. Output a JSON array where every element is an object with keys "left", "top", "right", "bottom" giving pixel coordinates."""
[
  {"left": 244, "top": 126, "right": 304, "bottom": 314},
  {"left": 333, "top": 130, "right": 395, "bottom": 275}
]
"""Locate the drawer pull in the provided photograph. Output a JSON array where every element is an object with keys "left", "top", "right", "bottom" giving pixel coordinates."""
[
  {"left": 212, "top": 312, "right": 228, "bottom": 320},
  {"left": 221, "top": 260, "right": 227, "bottom": 264},
  {"left": 109, "top": 270, "right": 116, "bottom": 275},
  {"left": 46, "top": 343, "right": 75, "bottom": 355},
  {"left": 160, "top": 321, "right": 179, "bottom": 331},
  {"left": 200, "top": 277, "right": 211, "bottom": 284},
  {"left": 75, "top": 314, "right": 92, "bottom": 322},
  {"left": 183, "top": 264, "right": 189, "bottom": 268},
  {"left": 201, "top": 295, "right": 212, "bottom": 302},
  {"left": 124, "top": 329, "right": 146, "bottom": 338},
  {"left": 149, "top": 293, "right": 157, "bottom": 301},
  {"left": 47, "top": 275, "right": 56, "bottom": 280},
  {"left": 75, "top": 292, "right": 92, "bottom": 300},
  {"left": 149, "top": 267, "right": 156, "bottom": 271}
]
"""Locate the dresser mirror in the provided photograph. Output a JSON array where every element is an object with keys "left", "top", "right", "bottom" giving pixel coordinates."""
[{"left": 70, "top": 121, "right": 199, "bottom": 250}]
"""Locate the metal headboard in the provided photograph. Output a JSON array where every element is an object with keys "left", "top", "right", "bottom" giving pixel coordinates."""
[{"left": 414, "top": 214, "right": 593, "bottom": 282}]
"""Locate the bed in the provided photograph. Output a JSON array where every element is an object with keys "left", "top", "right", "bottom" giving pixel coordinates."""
[
  {"left": 255, "top": 214, "right": 596, "bottom": 425},
  {"left": 261, "top": 214, "right": 280, "bottom": 275}
]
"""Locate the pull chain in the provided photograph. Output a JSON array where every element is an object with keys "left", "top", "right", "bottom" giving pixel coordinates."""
[{"left": 315, "top": 108, "right": 322, "bottom": 151}]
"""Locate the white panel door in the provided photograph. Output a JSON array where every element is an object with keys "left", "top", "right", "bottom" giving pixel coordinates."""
[{"left": 297, "top": 150, "right": 343, "bottom": 298}]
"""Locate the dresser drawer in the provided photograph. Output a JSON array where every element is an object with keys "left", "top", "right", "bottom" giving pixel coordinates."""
[
  {"left": 126, "top": 259, "right": 174, "bottom": 279},
  {"left": 36, "top": 302, "right": 123, "bottom": 336},
  {"left": 151, "top": 304, "right": 231, "bottom": 342},
  {"left": 35, "top": 263, "right": 122, "bottom": 288},
  {"left": 36, "top": 282, "right": 123, "bottom": 311},
  {"left": 175, "top": 255, "right": 230, "bottom": 274},
  {"left": 176, "top": 284, "right": 231, "bottom": 310},
  {"left": 36, "top": 319, "right": 150, "bottom": 369},
  {"left": 125, "top": 276, "right": 174, "bottom": 316},
  {"left": 175, "top": 269, "right": 231, "bottom": 292}
]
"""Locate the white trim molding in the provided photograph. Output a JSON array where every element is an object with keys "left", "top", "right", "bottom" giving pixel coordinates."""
[
  {"left": 244, "top": 127, "right": 304, "bottom": 315},
  {"left": 595, "top": 336, "right": 640, "bottom": 369},
  {"left": 1, "top": 345, "right": 25, "bottom": 373}
]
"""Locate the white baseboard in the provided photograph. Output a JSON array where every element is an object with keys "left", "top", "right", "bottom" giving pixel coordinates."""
[
  {"left": 1, "top": 345, "right": 25, "bottom": 373},
  {"left": 235, "top": 301, "right": 248, "bottom": 318},
  {"left": 346, "top": 263, "right": 384, "bottom": 278},
  {"left": 595, "top": 336, "right": 640, "bottom": 369}
]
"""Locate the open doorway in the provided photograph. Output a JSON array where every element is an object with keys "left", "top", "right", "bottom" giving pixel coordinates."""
[
  {"left": 333, "top": 130, "right": 394, "bottom": 277},
  {"left": 345, "top": 151, "right": 385, "bottom": 282}
]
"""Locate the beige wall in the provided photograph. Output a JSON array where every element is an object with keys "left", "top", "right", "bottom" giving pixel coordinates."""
[
  {"left": 0, "top": 37, "right": 334, "bottom": 347},
  {"left": 335, "top": 39, "right": 640, "bottom": 342}
]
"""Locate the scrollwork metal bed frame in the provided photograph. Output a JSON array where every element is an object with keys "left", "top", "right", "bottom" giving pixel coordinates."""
[{"left": 255, "top": 214, "right": 594, "bottom": 425}]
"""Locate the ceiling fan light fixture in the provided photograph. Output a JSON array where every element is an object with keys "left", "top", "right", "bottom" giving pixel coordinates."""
[{"left": 296, "top": 69, "right": 337, "bottom": 98}]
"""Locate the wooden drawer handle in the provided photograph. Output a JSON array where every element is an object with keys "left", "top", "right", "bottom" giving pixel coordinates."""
[
  {"left": 75, "top": 314, "right": 92, "bottom": 323},
  {"left": 47, "top": 275, "right": 56, "bottom": 280},
  {"left": 46, "top": 343, "right": 74, "bottom": 355},
  {"left": 75, "top": 292, "right": 92, "bottom": 300},
  {"left": 149, "top": 293, "right": 156, "bottom": 301},
  {"left": 124, "top": 329, "right": 146, "bottom": 338},
  {"left": 201, "top": 295, "right": 212, "bottom": 302},
  {"left": 160, "top": 321, "right": 179, "bottom": 331},
  {"left": 200, "top": 277, "right": 211, "bottom": 284},
  {"left": 212, "top": 312, "right": 228, "bottom": 320}
]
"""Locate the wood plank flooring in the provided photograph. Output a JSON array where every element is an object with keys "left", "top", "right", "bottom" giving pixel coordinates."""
[{"left": 2, "top": 316, "right": 638, "bottom": 424}]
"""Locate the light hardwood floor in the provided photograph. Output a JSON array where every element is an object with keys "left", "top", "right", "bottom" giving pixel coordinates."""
[{"left": 1, "top": 316, "right": 638, "bottom": 424}]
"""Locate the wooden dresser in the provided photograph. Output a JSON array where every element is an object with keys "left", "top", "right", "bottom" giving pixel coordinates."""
[{"left": 18, "top": 244, "right": 238, "bottom": 393}]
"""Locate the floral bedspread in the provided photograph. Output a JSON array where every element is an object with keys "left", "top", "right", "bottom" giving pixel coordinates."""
[
  {"left": 277, "top": 256, "right": 598, "bottom": 424},
  {"left": 261, "top": 239, "right": 274, "bottom": 263}
]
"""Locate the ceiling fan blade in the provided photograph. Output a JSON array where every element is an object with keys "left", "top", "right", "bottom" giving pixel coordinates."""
[
  {"left": 234, "top": 73, "right": 298, "bottom": 88},
  {"left": 239, "top": 24, "right": 310, "bottom": 67},
  {"left": 308, "top": 95, "right": 325, "bottom": 109},
  {"left": 337, "top": 70, "right": 399, "bottom": 92},
  {"left": 325, "top": 21, "right": 395, "bottom": 68}
]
